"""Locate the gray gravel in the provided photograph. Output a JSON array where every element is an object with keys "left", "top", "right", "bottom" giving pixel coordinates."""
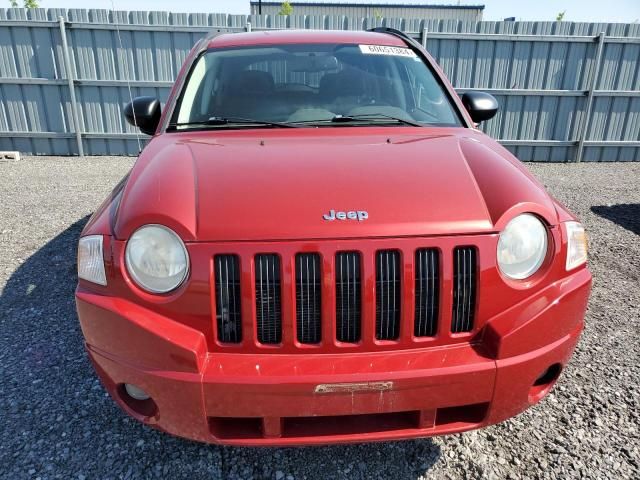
[{"left": 0, "top": 156, "right": 638, "bottom": 480}]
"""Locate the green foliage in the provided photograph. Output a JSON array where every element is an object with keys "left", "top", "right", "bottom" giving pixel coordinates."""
[
  {"left": 556, "top": 10, "right": 566, "bottom": 21},
  {"left": 278, "top": 1, "right": 293, "bottom": 16},
  {"left": 373, "top": 9, "right": 383, "bottom": 20},
  {"left": 25, "top": 0, "right": 39, "bottom": 7},
  {"left": 9, "top": 0, "right": 39, "bottom": 7}
]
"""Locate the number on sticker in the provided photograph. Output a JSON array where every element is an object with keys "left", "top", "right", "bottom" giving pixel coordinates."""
[{"left": 359, "top": 44, "right": 417, "bottom": 58}]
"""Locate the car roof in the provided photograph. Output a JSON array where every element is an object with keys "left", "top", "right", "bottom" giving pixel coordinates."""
[{"left": 208, "top": 29, "right": 407, "bottom": 49}]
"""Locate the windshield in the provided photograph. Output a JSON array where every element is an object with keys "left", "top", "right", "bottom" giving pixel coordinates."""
[{"left": 172, "top": 43, "right": 462, "bottom": 129}]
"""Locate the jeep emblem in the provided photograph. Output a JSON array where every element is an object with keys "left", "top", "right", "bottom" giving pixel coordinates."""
[{"left": 323, "top": 210, "right": 368, "bottom": 221}]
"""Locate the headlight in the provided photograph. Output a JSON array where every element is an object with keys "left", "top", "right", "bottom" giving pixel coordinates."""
[
  {"left": 125, "top": 225, "right": 189, "bottom": 293},
  {"left": 78, "top": 235, "right": 107, "bottom": 285},
  {"left": 565, "top": 221, "right": 587, "bottom": 271},
  {"left": 497, "top": 214, "right": 548, "bottom": 280}
]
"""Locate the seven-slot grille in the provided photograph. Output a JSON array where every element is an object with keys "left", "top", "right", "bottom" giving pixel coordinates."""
[
  {"left": 451, "top": 247, "right": 477, "bottom": 333},
  {"left": 375, "top": 250, "right": 401, "bottom": 340},
  {"left": 214, "top": 255, "right": 242, "bottom": 343},
  {"left": 414, "top": 248, "right": 439, "bottom": 337},
  {"left": 295, "top": 253, "right": 322, "bottom": 344},
  {"left": 212, "top": 245, "right": 479, "bottom": 347},
  {"left": 255, "top": 254, "right": 282, "bottom": 344},
  {"left": 335, "top": 252, "right": 362, "bottom": 343}
]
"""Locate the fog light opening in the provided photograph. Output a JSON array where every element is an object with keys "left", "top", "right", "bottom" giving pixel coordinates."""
[
  {"left": 528, "top": 363, "right": 562, "bottom": 404},
  {"left": 533, "top": 364, "right": 562, "bottom": 387},
  {"left": 124, "top": 383, "right": 150, "bottom": 401},
  {"left": 118, "top": 384, "right": 158, "bottom": 419}
]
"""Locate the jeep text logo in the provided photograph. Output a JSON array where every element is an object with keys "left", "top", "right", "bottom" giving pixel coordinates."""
[{"left": 323, "top": 210, "right": 368, "bottom": 221}]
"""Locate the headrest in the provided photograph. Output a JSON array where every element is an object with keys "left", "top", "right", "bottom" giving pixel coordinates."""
[
  {"left": 230, "top": 70, "right": 275, "bottom": 95},
  {"left": 319, "top": 69, "right": 363, "bottom": 99}
]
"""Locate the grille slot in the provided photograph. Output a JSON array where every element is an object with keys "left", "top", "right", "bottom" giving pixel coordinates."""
[
  {"left": 214, "top": 255, "right": 242, "bottom": 343},
  {"left": 375, "top": 250, "right": 401, "bottom": 340},
  {"left": 255, "top": 254, "right": 282, "bottom": 344},
  {"left": 414, "top": 248, "right": 440, "bottom": 337},
  {"left": 295, "top": 253, "right": 322, "bottom": 344},
  {"left": 452, "top": 247, "right": 477, "bottom": 333},
  {"left": 335, "top": 252, "right": 361, "bottom": 343}
]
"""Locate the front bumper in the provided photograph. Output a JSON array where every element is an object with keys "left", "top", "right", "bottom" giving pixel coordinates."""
[{"left": 77, "top": 268, "right": 591, "bottom": 446}]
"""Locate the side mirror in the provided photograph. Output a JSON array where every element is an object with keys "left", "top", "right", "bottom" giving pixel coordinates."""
[
  {"left": 461, "top": 91, "right": 498, "bottom": 124},
  {"left": 124, "top": 96, "right": 161, "bottom": 136}
]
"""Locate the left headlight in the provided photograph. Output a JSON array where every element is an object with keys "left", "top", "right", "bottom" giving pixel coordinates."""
[
  {"left": 497, "top": 213, "right": 548, "bottom": 280},
  {"left": 78, "top": 235, "right": 107, "bottom": 286},
  {"left": 125, "top": 224, "right": 189, "bottom": 293}
]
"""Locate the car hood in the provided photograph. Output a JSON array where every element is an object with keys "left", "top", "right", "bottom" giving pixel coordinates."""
[{"left": 115, "top": 128, "right": 558, "bottom": 242}]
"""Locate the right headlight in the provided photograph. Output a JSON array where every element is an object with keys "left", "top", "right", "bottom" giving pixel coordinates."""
[
  {"left": 565, "top": 221, "right": 588, "bottom": 271},
  {"left": 125, "top": 224, "right": 189, "bottom": 293},
  {"left": 497, "top": 213, "right": 548, "bottom": 280}
]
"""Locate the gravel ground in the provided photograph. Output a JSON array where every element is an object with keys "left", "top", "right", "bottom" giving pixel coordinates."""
[{"left": 0, "top": 156, "right": 638, "bottom": 480}]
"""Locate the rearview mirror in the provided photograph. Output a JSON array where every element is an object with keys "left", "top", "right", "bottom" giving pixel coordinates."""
[
  {"left": 461, "top": 91, "right": 498, "bottom": 124},
  {"left": 124, "top": 97, "right": 161, "bottom": 136},
  {"left": 290, "top": 54, "right": 339, "bottom": 73}
]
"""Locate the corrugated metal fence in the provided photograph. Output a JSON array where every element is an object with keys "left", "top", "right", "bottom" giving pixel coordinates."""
[
  {"left": 249, "top": 2, "right": 484, "bottom": 22},
  {"left": 0, "top": 8, "right": 639, "bottom": 161}
]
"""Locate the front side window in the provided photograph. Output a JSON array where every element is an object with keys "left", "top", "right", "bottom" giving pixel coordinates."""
[{"left": 172, "top": 43, "right": 462, "bottom": 129}]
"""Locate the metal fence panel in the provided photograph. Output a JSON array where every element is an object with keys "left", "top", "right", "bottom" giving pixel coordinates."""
[{"left": 0, "top": 8, "right": 638, "bottom": 161}]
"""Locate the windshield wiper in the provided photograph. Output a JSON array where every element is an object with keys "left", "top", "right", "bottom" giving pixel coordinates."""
[
  {"left": 289, "top": 113, "right": 423, "bottom": 127},
  {"left": 168, "top": 116, "right": 300, "bottom": 130},
  {"left": 332, "top": 114, "right": 424, "bottom": 127}
]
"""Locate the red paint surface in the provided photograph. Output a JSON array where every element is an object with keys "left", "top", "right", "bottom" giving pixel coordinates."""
[{"left": 76, "top": 30, "right": 592, "bottom": 445}]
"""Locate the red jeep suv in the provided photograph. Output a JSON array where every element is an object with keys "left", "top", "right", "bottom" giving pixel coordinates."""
[{"left": 75, "top": 28, "right": 591, "bottom": 445}]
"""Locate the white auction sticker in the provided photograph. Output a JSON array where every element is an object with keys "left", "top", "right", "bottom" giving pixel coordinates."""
[{"left": 359, "top": 44, "right": 417, "bottom": 58}]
